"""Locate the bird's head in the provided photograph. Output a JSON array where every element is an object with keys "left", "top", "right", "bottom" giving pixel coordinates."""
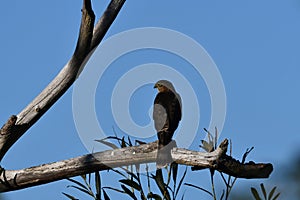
[{"left": 154, "top": 80, "right": 176, "bottom": 93}]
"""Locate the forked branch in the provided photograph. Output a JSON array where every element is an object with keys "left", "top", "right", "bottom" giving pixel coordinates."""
[
  {"left": 0, "top": 0, "right": 126, "bottom": 162},
  {"left": 0, "top": 0, "right": 274, "bottom": 194}
]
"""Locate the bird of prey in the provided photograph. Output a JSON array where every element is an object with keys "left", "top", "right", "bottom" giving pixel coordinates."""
[{"left": 153, "top": 80, "right": 182, "bottom": 168}]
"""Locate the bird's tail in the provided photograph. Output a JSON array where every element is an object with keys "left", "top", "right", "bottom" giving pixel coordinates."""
[
  {"left": 156, "top": 144, "right": 171, "bottom": 169},
  {"left": 156, "top": 131, "right": 176, "bottom": 169}
]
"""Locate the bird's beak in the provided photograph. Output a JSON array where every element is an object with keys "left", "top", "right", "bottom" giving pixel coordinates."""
[{"left": 154, "top": 84, "right": 157, "bottom": 88}]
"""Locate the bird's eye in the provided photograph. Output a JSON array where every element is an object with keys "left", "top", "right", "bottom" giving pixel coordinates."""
[{"left": 157, "top": 84, "right": 162, "bottom": 87}]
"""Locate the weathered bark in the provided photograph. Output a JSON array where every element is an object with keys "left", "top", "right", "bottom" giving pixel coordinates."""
[
  {"left": 209, "top": 155, "right": 273, "bottom": 179},
  {"left": 0, "top": 0, "right": 274, "bottom": 194},
  {"left": 172, "top": 138, "right": 228, "bottom": 167},
  {"left": 0, "top": 0, "right": 126, "bottom": 162},
  {"left": 91, "top": 0, "right": 126, "bottom": 50},
  {"left": 0, "top": 139, "right": 273, "bottom": 192}
]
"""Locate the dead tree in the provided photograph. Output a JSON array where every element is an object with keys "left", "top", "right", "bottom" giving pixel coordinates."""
[{"left": 0, "top": 0, "right": 273, "bottom": 193}]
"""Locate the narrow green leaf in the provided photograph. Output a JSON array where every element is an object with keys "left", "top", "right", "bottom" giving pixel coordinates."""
[
  {"left": 260, "top": 183, "right": 267, "bottom": 199},
  {"left": 62, "top": 192, "right": 79, "bottom": 200},
  {"left": 220, "top": 189, "right": 225, "bottom": 200},
  {"left": 111, "top": 168, "right": 127, "bottom": 179},
  {"left": 102, "top": 186, "right": 125, "bottom": 193},
  {"left": 80, "top": 174, "right": 92, "bottom": 191},
  {"left": 121, "top": 136, "right": 126, "bottom": 148},
  {"left": 153, "top": 169, "right": 171, "bottom": 200},
  {"left": 146, "top": 165, "right": 151, "bottom": 193},
  {"left": 184, "top": 183, "right": 213, "bottom": 196},
  {"left": 119, "top": 179, "right": 141, "bottom": 191},
  {"left": 140, "top": 191, "right": 147, "bottom": 200},
  {"left": 180, "top": 191, "right": 186, "bottom": 200},
  {"left": 95, "top": 139, "right": 119, "bottom": 149},
  {"left": 112, "top": 127, "right": 123, "bottom": 146},
  {"left": 135, "top": 164, "right": 140, "bottom": 174},
  {"left": 121, "top": 184, "right": 138, "bottom": 200},
  {"left": 81, "top": 174, "right": 86, "bottom": 181},
  {"left": 214, "top": 127, "right": 218, "bottom": 150},
  {"left": 154, "top": 169, "right": 164, "bottom": 185},
  {"left": 68, "top": 185, "right": 94, "bottom": 197},
  {"left": 251, "top": 187, "right": 262, "bottom": 200},
  {"left": 135, "top": 140, "right": 146, "bottom": 145},
  {"left": 126, "top": 171, "right": 140, "bottom": 182},
  {"left": 200, "top": 140, "right": 213, "bottom": 152},
  {"left": 175, "top": 167, "right": 187, "bottom": 198},
  {"left": 268, "top": 186, "right": 277, "bottom": 200},
  {"left": 102, "top": 189, "right": 111, "bottom": 200},
  {"left": 154, "top": 170, "right": 165, "bottom": 191},
  {"left": 203, "top": 128, "right": 208, "bottom": 132},
  {"left": 105, "top": 136, "right": 122, "bottom": 142},
  {"left": 88, "top": 173, "right": 91, "bottom": 185},
  {"left": 66, "top": 178, "right": 90, "bottom": 192},
  {"left": 128, "top": 136, "right": 133, "bottom": 146},
  {"left": 204, "top": 128, "right": 213, "bottom": 144},
  {"left": 272, "top": 192, "right": 280, "bottom": 200},
  {"left": 171, "top": 163, "right": 178, "bottom": 185},
  {"left": 229, "top": 139, "right": 233, "bottom": 156},
  {"left": 80, "top": 175, "right": 93, "bottom": 192},
  {"left": 147, "top": 192, "right": 162, "bottom": 200},
  {"left": 98, "top": 135, "right": 130, "bottom": 146},
  {"left": 95, "top": 171, "right": 101, "bottom": 200},
  {"left": 166, "top": 166, "right": 172, "bottom": 191}
]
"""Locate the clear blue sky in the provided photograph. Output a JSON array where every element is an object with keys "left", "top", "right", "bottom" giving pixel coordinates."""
[{"left": 1, "top": 0, "right": 300, "bottom": 199}]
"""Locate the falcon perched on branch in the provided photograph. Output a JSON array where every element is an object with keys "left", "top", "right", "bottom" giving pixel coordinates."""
[{"left": 153, "top": 80, "right": 182, "bottom": 168}]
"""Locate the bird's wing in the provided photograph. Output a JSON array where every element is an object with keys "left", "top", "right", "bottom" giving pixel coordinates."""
[
  {"left": 153, "top": 103, "right": 167, "bottom": 132},
  {"left": 169, "top": 93, "right": 182, "bottom": 123}
]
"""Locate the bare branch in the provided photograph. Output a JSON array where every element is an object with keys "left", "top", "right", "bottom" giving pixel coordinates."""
[
  {"left": 212, "top": 155, "right": 273, "bottom": 179},
  {"left": 0, "top": 0, "right": 126, "bottom": 161},
  {"left": 0, "top": 139, "right": 272, "bottom": 192},
  {"left": 91, "top": 0, "right": 126, "bottom": 50},
  {"left": 172, "top": 139, "right": 228, "bottom": 167},
  {"left": 192, "top": 140, "right": 273, "bottom": 179},
  {"left": 192, "top": 155, "right": 273, "bottom": 179},
  {"left": 0, "top": 0, "right": 273, "bottom": 195},
  {"left": 72, "top": 0, "right": 95, "bottom": 63}
]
